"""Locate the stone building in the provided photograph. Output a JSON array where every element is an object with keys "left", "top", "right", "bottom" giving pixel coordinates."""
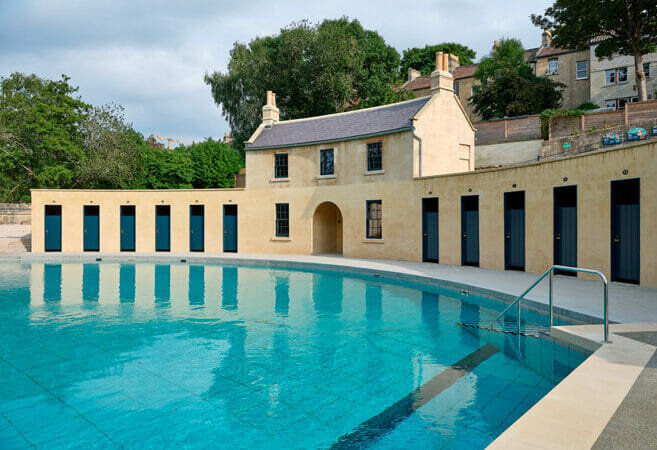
[
  {"left": 30, "top": 53, "right": 656, "bottom": 288},
  {"left": 589, "top": 44, "right": 657, "bottom": 110}
]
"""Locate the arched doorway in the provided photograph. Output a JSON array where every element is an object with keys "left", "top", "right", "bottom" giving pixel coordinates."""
[{"left": 312, "top": 202, "right": 343, "bottom": 255}]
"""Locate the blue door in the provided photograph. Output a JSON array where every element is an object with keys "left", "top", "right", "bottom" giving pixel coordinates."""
[
  {"left": 44, "top": 205, "right": 62, "bottom": 252},
  {"left": 83, "top": 205, "right": 100, "bottom": 251},
  {"left": 190, "top": 205, "right": 204, "bottom": 252},
  {"left": 504, "top": 191, "right": 525, "bottom": 271},
  {"left": 554, "top": 186, "right": 577, "bottom": 274},
  {"left": 155, "top": 205, "right": 170, "bottom": 252},
  {"left": 422, "top": 198, "right": 439, "bottom": 262},
  {"left": 120, "top": 205, "right": 136, "bottom": 251},
  {"left": 461, "top": 195, "right": 479, "bottom": 266},
  {"left": 611, "top": 179, "right": 640, "bottom": 284},
  {"left": 223, "top": 205, "right": 237, "bottom": 252}
]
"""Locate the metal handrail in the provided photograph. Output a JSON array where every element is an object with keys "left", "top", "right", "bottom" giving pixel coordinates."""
[{"left": 493, "top": 265, "right": 609, "bottom": 343}]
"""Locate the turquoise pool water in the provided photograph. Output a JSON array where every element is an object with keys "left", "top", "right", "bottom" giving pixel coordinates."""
[{"left": 0, "top": 261, "right": 587, "bottom": 448}]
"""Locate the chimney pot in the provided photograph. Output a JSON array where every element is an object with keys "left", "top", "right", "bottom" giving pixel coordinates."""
[
  {"left": 542, "top": 29, "right": 552, "bottom": 47},
  {"left": 442, "top": 53, "right": 449, "bottom": 72},
  {"left": 436, "top": 51, "right": 444, "bottom": 71},
  {"left": 263, "top": 90, "right": 280, "bottom": 126}
]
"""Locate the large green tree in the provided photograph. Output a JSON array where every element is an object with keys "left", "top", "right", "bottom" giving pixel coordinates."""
[
  {"left": 204, "top": 17, "right": 411, "bottom": 150},
  {"left": 74, "top": 104, "right": 143, "bottom": 189},
  {"left": 471, "top": 38, "right": 564, "bottom": 119},
  {"left": 399, "top": 43, "right": 476, "bottom": 77},
  {"left": 0, "top": 73, "right": 88, "bottom": 201},
  {"left": 531, "top": 0, "right": 657, "bottom": 102}
]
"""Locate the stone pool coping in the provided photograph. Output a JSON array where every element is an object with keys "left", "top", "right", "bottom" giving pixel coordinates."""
[{"left": 490, "top": 322, "right": 657, "bottom": 449}]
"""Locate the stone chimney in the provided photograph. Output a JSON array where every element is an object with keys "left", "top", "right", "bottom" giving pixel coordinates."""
[
  {"left": 493, "top": 40, "right": 500, "bottom": 50},
  {"left": 408, "top": 67, "right": 421, "bottom": 82},
  {"left": 448, "top": 54, "right": 460, "bottom": 73},
  {"left": 262, "top": 90, "right": 279, "bottom": 127},
  {"left": 431, "top": 51, "right": 454, "bottom": 95},
  {"left": 542, "top": 29, "right": 552, "bottom": 48},
  {"left": 223, "top": 132, "right": 233, "bottom": 147}
]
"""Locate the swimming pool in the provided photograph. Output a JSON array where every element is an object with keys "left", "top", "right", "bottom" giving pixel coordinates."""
[{"left": 0, "top": 261, "right": 588, "bottom": 448}]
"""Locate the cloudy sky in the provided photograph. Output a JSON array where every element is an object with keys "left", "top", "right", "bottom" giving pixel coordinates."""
[{"left": 0, "top": 0, "right": 552, "bottom": 144}]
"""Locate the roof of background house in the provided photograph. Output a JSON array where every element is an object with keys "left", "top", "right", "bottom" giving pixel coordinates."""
[
  {"left": 534, "top": 46, "right": 574, "bottom": 58},
  {"left": 246, "top": 96, "right": 431, "bottom": 150}
]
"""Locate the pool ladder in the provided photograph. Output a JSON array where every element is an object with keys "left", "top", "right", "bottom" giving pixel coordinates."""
[{"left": 459, "top": 265, "right": 610, "bottom": 342}]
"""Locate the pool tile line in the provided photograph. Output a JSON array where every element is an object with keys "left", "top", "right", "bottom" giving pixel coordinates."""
[
  {"left": 329, "top": 343, "right": 499, "bottom": 449},
  {"left": 0, "top": 354, "right": 119, "bottom": 447}
]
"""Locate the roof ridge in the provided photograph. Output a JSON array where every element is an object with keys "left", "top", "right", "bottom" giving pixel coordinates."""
[{"left": 276, "top": 96, "right": 430, "bottom": 126}]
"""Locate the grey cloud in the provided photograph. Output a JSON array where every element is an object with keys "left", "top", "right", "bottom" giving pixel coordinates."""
[{"left": 0, "top": 0, "right": 553, "bottom": 142}]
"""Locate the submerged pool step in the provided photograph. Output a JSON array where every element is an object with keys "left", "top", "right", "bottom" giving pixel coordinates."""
[{"left": 458, "top": 321, "right": 550, "bottom": 338}]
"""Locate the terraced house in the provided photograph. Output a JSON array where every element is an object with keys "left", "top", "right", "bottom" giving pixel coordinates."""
[{"left": 402, "top": 29, "right": 657, "bottom": 121}]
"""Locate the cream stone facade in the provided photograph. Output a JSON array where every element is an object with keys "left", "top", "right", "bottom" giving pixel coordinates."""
[
  {"left": 31, "top": 141, "right": 657, "bottom": 288},
  {"left": 534, "top": 48, "right": 591, "bottom": 109},
  {"left": 590, "top": 45, "right": 657, "bottom": 109}
]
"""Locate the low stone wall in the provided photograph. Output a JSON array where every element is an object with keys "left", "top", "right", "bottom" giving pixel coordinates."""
[
  {"left": 542, "top": 119, "right": 657, "bottom": 160},
  {"left": 0, "top": 203, "right": 31, "bottom": 225},
  {"left": 475, "top": 140, "right": 543, "bottom": 168}
]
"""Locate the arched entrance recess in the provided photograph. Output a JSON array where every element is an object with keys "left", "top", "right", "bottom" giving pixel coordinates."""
[{"left": 312, "top": 202, "right": 343, "bottom": 255}]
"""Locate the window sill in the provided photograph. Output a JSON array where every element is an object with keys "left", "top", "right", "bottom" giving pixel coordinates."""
[
  {"left": 270, "top": 178, "right": 290, "bottom": 183},
  {"left": 363, "top": 170, "right": 385, "bottom": 176},
  {"left": 362, "top": 239, "right": 384, "bottom": 244},
  {"left": 315, "top": 174, "right": 336, "bottom": 180},
  {"left": 271, "top": 236, "right": 291, "bottom": 242},
  {"left": 575, "top": 77, "right": 588, "bottom": 81}
]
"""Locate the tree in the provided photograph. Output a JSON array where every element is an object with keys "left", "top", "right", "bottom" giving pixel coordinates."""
[
  {"left": 471, "top": 71, "right": 564, "bottom": 120},
  {"left": 471, "top": 38, "right": 564, "bottom": 119},
  {"left": 185, "top": 138, "right": 243, "bottom": 188},
  {"left": 0, "top": 73, "right": 89, "bottom": 201},
  {"left": 75, "top": 104, "right": 143, "bottom": 189},
  {"left": 474, "top": 39, "right": 532, "bottom": 86},
  {"left": 399, "top": 43, "right": 476, "bottom": 77},
  {"left": 532, "top": 0, "right": 657, "bottom": 102},
  {"left": 205, "top": 17, "right": 411, "bottom": 150}
]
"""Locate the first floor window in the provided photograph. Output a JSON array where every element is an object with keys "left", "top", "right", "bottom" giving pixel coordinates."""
[
  {"left": 453, "top": 81, "right": 460, "bottom": 98},
  {"left": 320, "top": 149, "right": 334, "bottom": 175},
  {"left": 366, "top": 200, "right": 382, "bottom": 239},
  {"left": 472, "top": 85, "right": 480, "bottom": 96},
  {"left": 644, "top": 62, "right": 651, "bottom": 78},
  {"left": 367, "top": 142, "right": 382, "bottom": 171},
  {"left": 618, "top": 67, "right": 628, "bottom": 83},
  {"left": 275, "top": 203, "right": 289, "bottom": 237},
  {"left": 605, "top": 99, "right": 617, "bottom": 109},
  {"left": 606, "top": 69, "right": 616, "bottom": 85},
  {"left": 576, "top": 60, "right": 588, "bottom": 79},
  {"left": 547, "top": 58, "right": 558, "bottom": 75},
  {"left": 274, "top": 153, "right": 288, "bottom": 178}
]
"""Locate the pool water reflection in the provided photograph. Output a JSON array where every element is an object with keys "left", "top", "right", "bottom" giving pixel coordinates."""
[{"left": 0, "top": 262, "right": 587, "bottom": 448}]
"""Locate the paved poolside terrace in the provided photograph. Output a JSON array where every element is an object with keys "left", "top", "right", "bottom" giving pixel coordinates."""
[{"left": 2, "top": 251, "right": 656, "bottom": 448}]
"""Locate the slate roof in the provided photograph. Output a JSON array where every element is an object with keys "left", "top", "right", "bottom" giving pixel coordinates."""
[{"left": 246, "top": 96, "right": 431, "bottom": 150}]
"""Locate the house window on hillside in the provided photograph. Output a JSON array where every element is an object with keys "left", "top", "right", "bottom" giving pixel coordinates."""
[
  {"left": 320, "top": 149, "right": 334, "bottom": 175},
  {"left": 275, "top": 203, "right": 289, "bottom": 237},
  {"left": 618, "top": 67, "right": 628, "bottom": 83},
  {"left": 576, "top": 61, "right": 588, "bottom": 79},
  {"left": 606, "top": 69, "right": 616, "bottom": 85},
  {"left": 605, "top": 99, "right": 617, "bottom": 109},
  {"left": 367, "top": 142, "right": 382, "bottom": 171},
  {"left": 274, "top": 153, "right": 288, "bottom": 178},
  {"left": 454, "top": 81, "right": 460, "bottom": 98},
  {"left": 548, "top": 58, "right": 559, "bottom": 75},
  {"left": 366, "top": 200, "right": 382, "bottom": 239},
  {"left": 644, "top": 63, "right": 651, "bottom": 78}
]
